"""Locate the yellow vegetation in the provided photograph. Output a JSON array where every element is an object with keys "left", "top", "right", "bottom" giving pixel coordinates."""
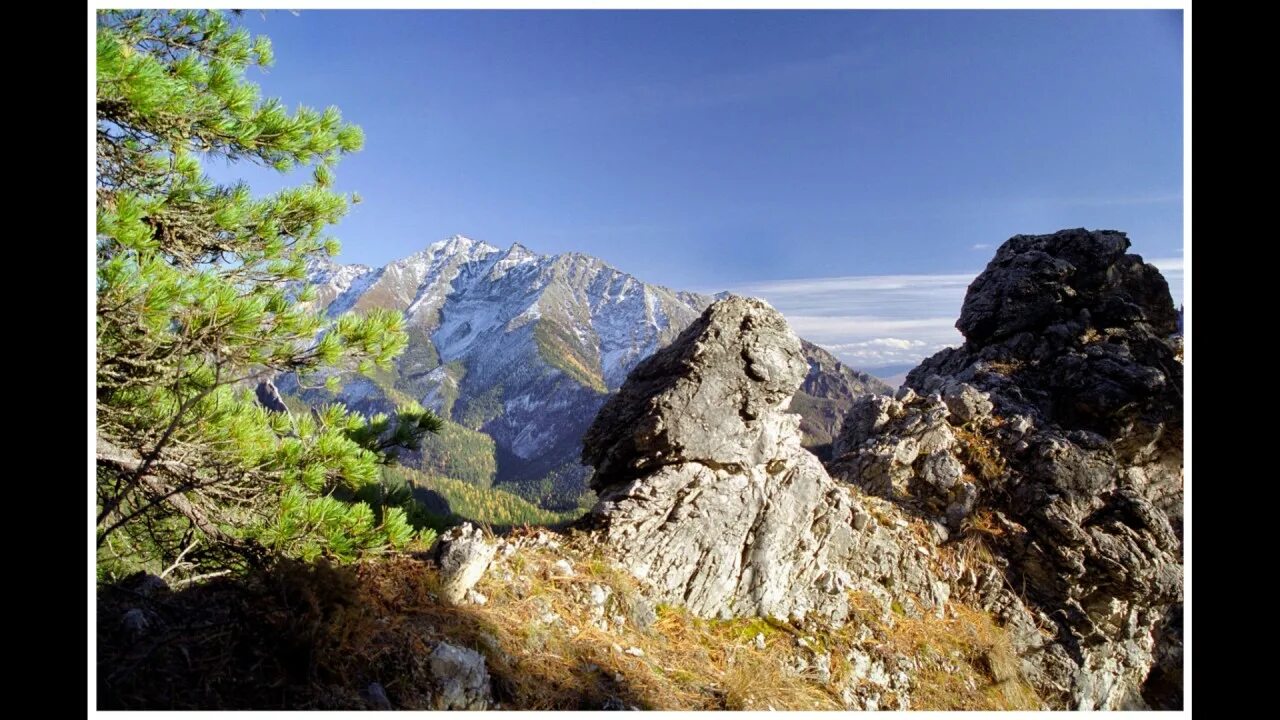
[
  {"left": 954, "top": 425, "right": 1007, "bottom": 485},
  {"left": 98, "top": 530, "right": 1043, "bottom": 710}
]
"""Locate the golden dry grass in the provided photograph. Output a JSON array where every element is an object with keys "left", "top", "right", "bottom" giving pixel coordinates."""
[
  {"left": 99, "top": 529, "right": 1044, "bottom": 711},
  {"left": 954, "top": 425, "right": 1007, "bottom": 485},
  {"left": 847, "top": 591, "right": 1042, "bottom": 711}
]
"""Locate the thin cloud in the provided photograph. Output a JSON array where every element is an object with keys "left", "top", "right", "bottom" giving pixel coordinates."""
[
  {"left": 719, "top": 272, "right": 973, "bottom": 371},
  {"left": 971, "top": 243, "right": 991, "bottom": 250},
  {"left": 724, "top": 262, "right": 1183, "bottom": 374}
]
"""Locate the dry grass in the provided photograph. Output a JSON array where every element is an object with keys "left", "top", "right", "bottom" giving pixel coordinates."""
[
  {"left": 99, "top": 530, "right": 1043, "bottom": 711},
  {"left": 461, "top": 535, "right": 843, "bottom": 710},
  {"left": 848, "top": 591, "right": 1042, "bottom": 711},
  {"left": 954, "top": 425, "right": 1007, "bottom": 485},
  {"left": 981, "top": 359, "right": 1023, "bottom": 376}
]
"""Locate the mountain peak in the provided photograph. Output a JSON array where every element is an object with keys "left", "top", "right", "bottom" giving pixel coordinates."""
[
  {"left": 504, "top": 242, "right": 538, "bottom": 260},
  {"left": 426, "top": 234, "right": 497, "bottom": 256}
]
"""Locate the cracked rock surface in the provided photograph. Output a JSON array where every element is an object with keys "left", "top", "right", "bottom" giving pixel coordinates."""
[
  {"left": 584, "top": 296, "right": 944, "bottom": 624},
  {"left": 832, "top": 229, "right": 1183, "bottom": 710}
]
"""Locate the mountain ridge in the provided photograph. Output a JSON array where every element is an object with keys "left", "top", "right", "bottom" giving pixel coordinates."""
[{"left": 292, "top": 235, "right": 889, "bottom": 508}]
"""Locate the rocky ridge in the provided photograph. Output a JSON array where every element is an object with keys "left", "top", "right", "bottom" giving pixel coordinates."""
[
  {"left": 295, "top": 236, "right": 887, "bottom": 509},
  {"left": 582, "top": 296, "right": 953, "bottom": 627},
  {"left": 97, "top": 229, "right": 1181, "bottom": 712},
  {"left": 831, "top": 228, "right": 1183, "bottom": 709}
]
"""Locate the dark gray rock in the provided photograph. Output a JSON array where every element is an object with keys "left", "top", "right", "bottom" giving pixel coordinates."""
[
  {"left": 833, "top": 229, "right": 1182, "bottom": 710},
  {"left": 120, "top": 607, "right": 155, "bottom": 641},
  {"left": 255, "top": 378, "right": 290, "bottom": 414},
  {"left": 364, "top": 682, "right": 392, "bottom": 710}
]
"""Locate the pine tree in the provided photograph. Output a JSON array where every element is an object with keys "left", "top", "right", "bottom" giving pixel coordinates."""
[{"left": 95, "top": 10, "right": 441, "bottom": 580}]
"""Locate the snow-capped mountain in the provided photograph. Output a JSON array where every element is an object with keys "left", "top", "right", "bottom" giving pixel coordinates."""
[{"left": 297, "top": 235, "right": 888, "bottom": 509}]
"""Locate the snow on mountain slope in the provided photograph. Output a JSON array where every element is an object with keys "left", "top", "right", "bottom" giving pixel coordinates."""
[{"left": 304, "top": 236, "right": 886, "bottom": 509}]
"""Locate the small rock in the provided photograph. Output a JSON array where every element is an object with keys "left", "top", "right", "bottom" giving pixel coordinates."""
[
  {"left": 851, "top": 508, "right": 871, "bottom": 532},
  {"left": 941, "top": 381, "right": 993, "bottom": 423},
  {"left": 551, "top": 559, "right": 575, "bottom": 577},
  {"left": 927, "top": 521, "right": 950, "bottom": 544},
  {"left": 466, "top": 590, "right": 488, "bottom": 606},
  {"left": 428, "top": 642, "right": 492, "bottom": 710},
  {"left": 130, "top": 573, "right": 169, "bottom": 597},
  {"left": 624, "top": 646, "right": 645, "bottom": 657},
  {"left": 435, "top": 524, "right": 497, "bottom": 605},
  {"left": 120, "top": 608, "right": 152, "bottom": 640},
  {"left": 812, "top": 651, "right": 833, "bottom": 684},
  {"left": 626, "top": 595, "right": 657, "bottom": 631},
  {"left": 365, "top": 682, "right": 392, "bottom": 710},
  {"left": 754, "top": 632, "right": 767, "bottom": 650}
]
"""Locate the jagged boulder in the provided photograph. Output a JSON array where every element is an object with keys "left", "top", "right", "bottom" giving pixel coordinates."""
[
  {"left": 831, "top": 229, "right": 1183, "bottom": 710},
  {"left": 832, "top": 383, "right": 987, "bottom": 531},
  {"left": 434, "top": 523, "right": 497, "bottom": 605},
  {"left": 584, "top": 296, "right": 944, "bottom": 624}
]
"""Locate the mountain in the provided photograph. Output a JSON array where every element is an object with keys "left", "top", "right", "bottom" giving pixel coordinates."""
[
  {"left": 100, "top": 229, "right": 1182, "bottom": 711},
  {"left": 288, "top": 235, "right": 887, "bottom": 509}
]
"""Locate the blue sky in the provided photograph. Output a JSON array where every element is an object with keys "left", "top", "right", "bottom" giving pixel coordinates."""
[{"left": 215, "top": 9, "right": 1184, "bottom": 371}]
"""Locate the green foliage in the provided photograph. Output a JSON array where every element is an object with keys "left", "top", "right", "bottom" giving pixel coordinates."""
[
  {"left": 493, "top": 448, "right": 595, "bottom": 513},
  {"left": 95, "top": 10, "right": 440, "bottom": 580},
  {"left": 384, "top": 466, "right": 581, "bottom": 529},
  {"left": 532, "top": 320, "right": 607, "bottom": 393},
  {"left": 416, "top": 419, "right": 498, "bottom": 488},
  {"left": 457, "top": 383, "right": 505, "bottom": 430}
]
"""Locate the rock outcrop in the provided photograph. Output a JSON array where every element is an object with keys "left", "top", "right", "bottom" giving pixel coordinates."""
[
  {"left": 583, "top": 296, "right": 944, "bottom": 625},
  {"left": 832, "top": 383, "right": 987, "bottom": 532},
  {"left": 831, "top": 229, "right": 1183, "bottom": 710},
  {"left": 434, "top": 523, "right": 497, "bottom": 605}
]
